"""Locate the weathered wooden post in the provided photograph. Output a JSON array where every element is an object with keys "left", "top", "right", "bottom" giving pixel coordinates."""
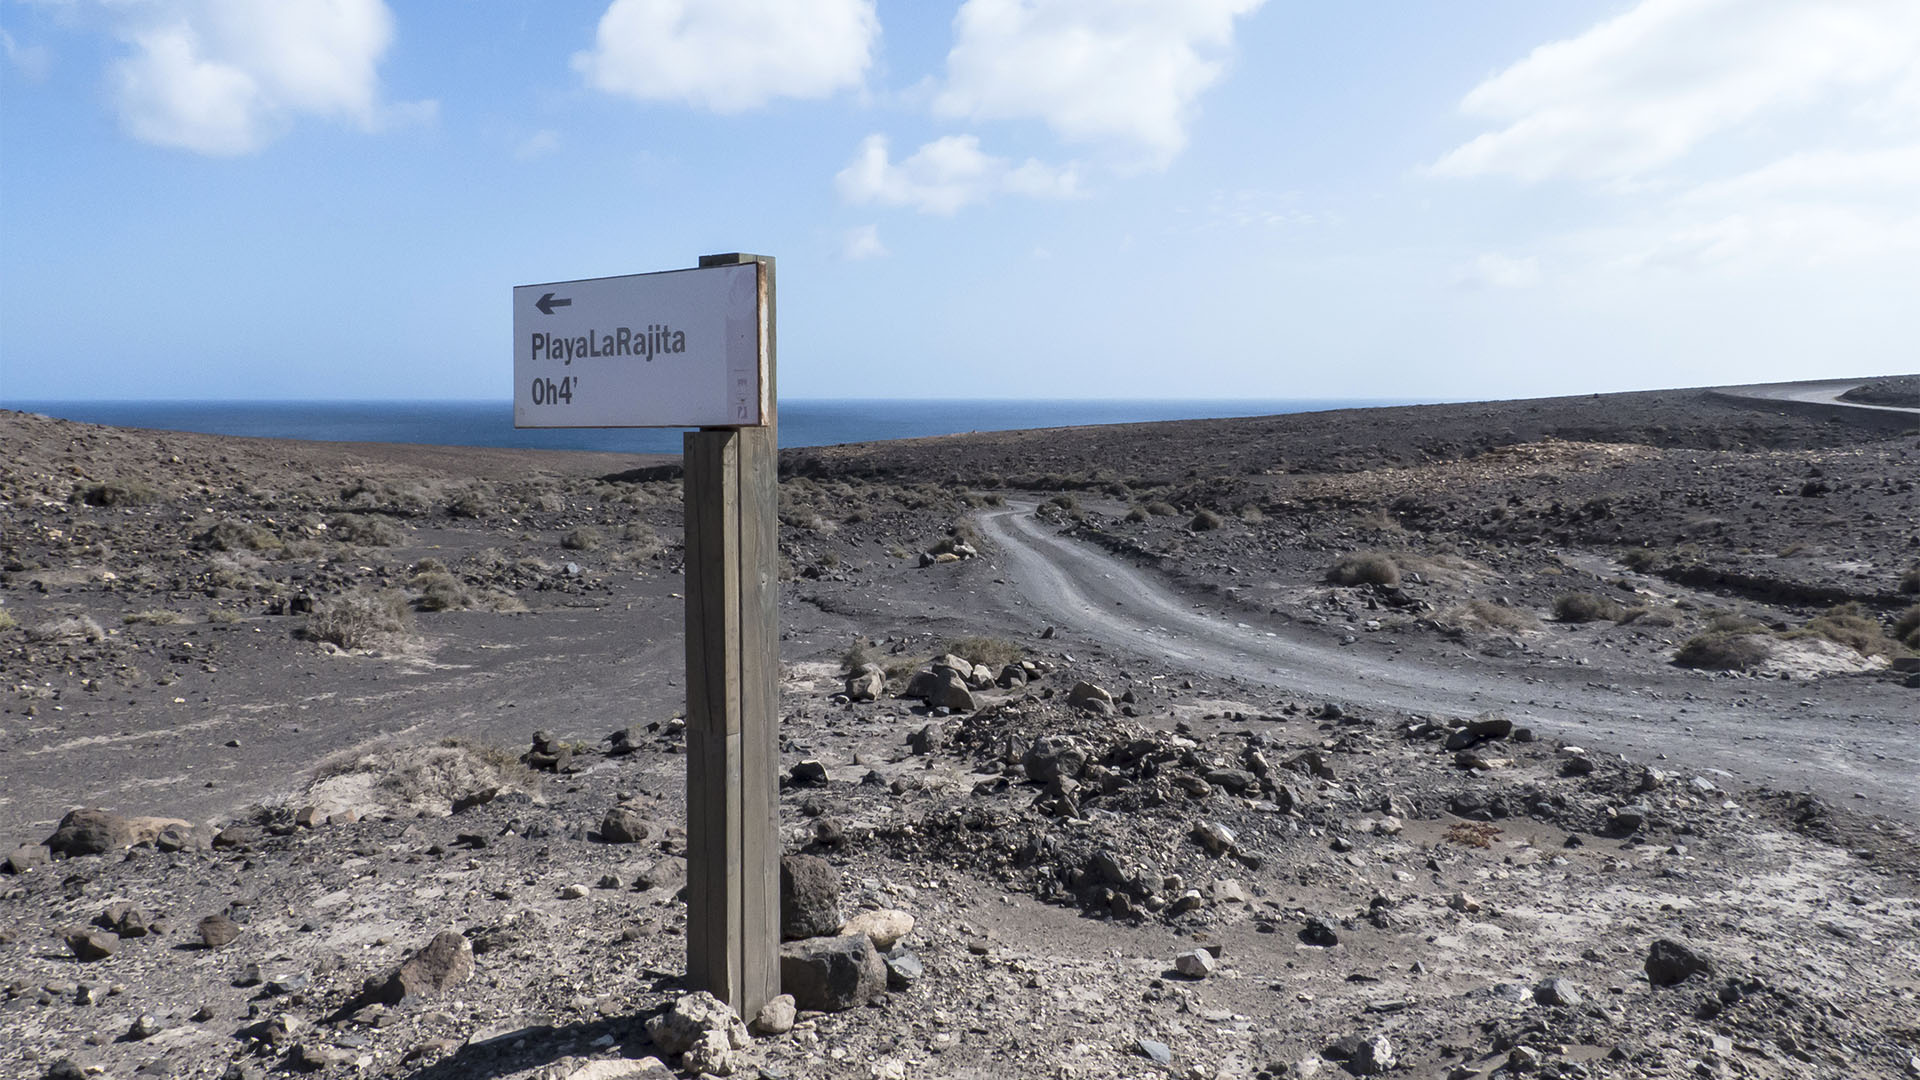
[
  {"left": 680, "top": 253, "right": 779, "bottom": 1015},
  {"left": 514, "top": 253, "right": 779, "bottom": 1017}
]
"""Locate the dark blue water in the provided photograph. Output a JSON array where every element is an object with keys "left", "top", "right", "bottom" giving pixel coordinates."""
[{"left": 6, "top": 399, "right": 1391, "bottom": 454}]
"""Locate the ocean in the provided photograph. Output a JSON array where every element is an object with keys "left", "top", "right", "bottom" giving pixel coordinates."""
[{"left": 5, "top": 399, "right": 1392, "bottom": 454}]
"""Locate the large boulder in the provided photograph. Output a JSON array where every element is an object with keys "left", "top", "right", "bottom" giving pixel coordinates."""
[
  {"left": 46, "top": 809, "right": 133, "bottom": 856},
  {"left": 1645, "top": 938, "right": 1713, "bottom": 987},
  {"left": 1023, "top": 736, "right": 1088, "bottom": 785},
  {"left": 844, "top": 666, "right": 885, "bottom": 702},
  {"left": 599, "top": 807, "right": 655, "bottom": 844},
  {"left": 1066, "top": 681, "right": 1113, "bottom": 713},
  {"left": 780, "top": 855, "right": 843, "bottom": 941},
  {"left": 904, "top": 668, "right": 976, "bottom": 711},
  {"left": 375, "top": 930, "right": 474, "bottom": 1003},
  {"left": 779, "top": 933, "right": 886, "bottom": 1012}
]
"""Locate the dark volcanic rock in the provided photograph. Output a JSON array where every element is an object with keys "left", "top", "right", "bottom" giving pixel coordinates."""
[
  {"left": 598, "top": 806, "right": 654, "bottom": 844},
  {"left": 65, "top": 928, "right": 118, "bottom": 961},
  {"left": 375, "top": 931, "right": 474, "bottom": 1003},
  {"left": 780, "top": 854, "right": 843, "bottom": 940},
  {"left": 46, "top": 808, "right": 133, "bottom": 856},
  {"left": 197, "top": 914, "right": 242, "bottom": 949},
  {"left": 1646, "top": 938, "right": 1714, "bottom": 987},
  {"left": 779, "top": 933, "right": 885, "bottom": 1012}
]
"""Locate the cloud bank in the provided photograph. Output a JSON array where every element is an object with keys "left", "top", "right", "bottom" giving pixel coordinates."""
[{"left": 575, "top": 0, "right": 878, "bottom": 112}]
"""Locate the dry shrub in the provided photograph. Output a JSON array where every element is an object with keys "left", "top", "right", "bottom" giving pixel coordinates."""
[
  {"left": 1894, "top": 605, "right": 1920, "bottom": 650},
  {"left": 196, "top": 519, "right": 280, "bottom": 552},
  {"left": 1704, "top": 611, "right": 1770, "bottom": 635},
  {"left": 1901, "top": 565, "right": 1920, "bottom": 595},
  {"left": 0, "top": 608, "right": 16, "bottom": 632},
  {"left": 205, "top": 608, "right": 245, "bottom": 625},
  {"left": 1328, "top": 552, "right": 1401, "bottom": 587},
  {"left": 1124, "top": 506, "right": 1150, "bottom": 523},
  {"left": 1620, "top": 548, "right": 1660, "bottom": 572},
  {"left": 1441, "top": 600, "right": 1539, "bottom": 635},
  {"left": 327, "top": 513, "right": 400, "bottom": 546},
  {"left": 1446, "top": 822, "right": 1501, "bottom": 848},
  {"left": 1785, "top": 604, "right": 1903, "bottom": 657},
  {"left": 410, "top": 571, "right": 474, "bottom": 612},
  {"left": 561, "top": 526, "right": 602, "bottom": 551},
  {"left": 1553, "top": 592, "right": 1625, "bottom": 623},
  {"left": 840, "top": 638, "right": 876, "bottom": 674},
  {"left": 446, "top": 488, "right": 493, "bottom": 518},
  {"left": 304, "top": 589, "right": 411, "bottom": 649},
  {"left": 74, "top": 480, "right": 160, "bottom": 506},
  {"left": 945, "top": 636, "right": 1021, "bottom": 670},
  {"left": 123, "top": 610, "right": 187, "bottom": 626},
  {"left": 1617, "top": 606, "right": 1680, "bottom": 628},
  {"left": 1190, "top": 509, "right": 1225, "bottom": 531},
  {"left": 1145, "top": 501, "right": 1178, "bottom": 517},
  {"left": 1674, "top": 631, "right": 1772, "bottom": 671},
  {"left": 304, "top": 738, "right": 538, "bottom": 818},
  {"left": 27, "top": 614, "right": 105, "bottom": 644}
]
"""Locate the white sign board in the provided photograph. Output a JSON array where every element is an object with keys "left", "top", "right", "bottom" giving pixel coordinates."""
[{"left": 514, "top": 263, "right": 766, "bottom": 428}]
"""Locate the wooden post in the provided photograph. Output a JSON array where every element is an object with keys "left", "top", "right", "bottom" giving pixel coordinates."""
[{"left": 683, "top": 253, "right": 779, "bottom": 1017}]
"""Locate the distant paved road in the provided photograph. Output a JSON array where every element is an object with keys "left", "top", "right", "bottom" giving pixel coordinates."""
[{"left": 1714, "top": 379, "right": 1920, "bottom": 421}]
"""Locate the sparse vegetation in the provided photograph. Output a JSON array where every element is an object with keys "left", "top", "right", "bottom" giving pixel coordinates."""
[
  {"left": 1620, "top": 548, "right": 1660, "bottom": 573},
  {"left": 1125, "top": 506, "right": 1150, "bottom": 523},
  {"left": 944, "top": 636, "right": 1021, "bottom": 670},
  {"left": 27, "top": 614, "right": 106, "bottom": 644},
  {"left": 1190, "top": 509, "right": 1225, "bottom": 531},
  {"left": 1439, "top": 600, "right": 1539, "bottom": 635},
  {"left": 1554, "top": 591, "right": 1625, "bottom": 623},
  {"left": 1446, "top": 822, "right": 1501, "bottom": 848},
  {"left": 1674, "top": 631, "right": 1772, "bottom": 671},
  {"left": 1328, "top": 551, "right": 1401, "bottom": 587},
  {"left": 1901, "top": 564, "right": 1920, "bottom": 594},
  {"left": 410, "top": 571, "right": 475, "bottom": 612},
  {"left": 840, "top": 638, "right": 875, "bottom": 674},
  {"left": 204, "top": 608, "right": 245, "bottom": 625},
  {"left": 1145, "top": 501, "right": 1178, "bottom": 517},
  {"left": 195, "top": 518, "right": 280, "bottom": 552},
  {"left": 0, "top": 608, "right": 17, "bottom": 632},
  {"left": 327, "top": 513, "right": 400, "bottom": 546},
  {"left": 446, "top": 488, "right": 493, "bottom": 518},
  {"left": 303, "top": 589, "right": 411, "bottom": 649},
  {"left": 1895, "top": 605, "right": 1920, "bottom": 650},
  {"left": 74, "top": 479, "right": 160, "bottom": 507},
  {"left": 561, "top": 526, "right": 602, "bottom": 551},
  {"left": 1784, "top": 603, "right": 1904, "bottom": 658},
  {"left": 123, "top": 609, "right": 187, "bottom": 626}
]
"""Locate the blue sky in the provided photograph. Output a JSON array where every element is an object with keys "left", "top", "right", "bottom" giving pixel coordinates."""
[{"left": 3, "top": 0, "right": 1916, "bottom": 403}]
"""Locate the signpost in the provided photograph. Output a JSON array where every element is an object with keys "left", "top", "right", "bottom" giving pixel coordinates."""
[{"left": 515, "top": 254, "right": 779, "bottom": 1018}]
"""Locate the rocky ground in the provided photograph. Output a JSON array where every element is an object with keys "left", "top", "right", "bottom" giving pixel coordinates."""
[{"left": 1, "top": 384, "right": 1917, "bottom": 1080}]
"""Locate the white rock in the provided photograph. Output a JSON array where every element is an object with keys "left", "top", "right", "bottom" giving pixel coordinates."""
[
  {"left": 1173, "top": 949, "right": 1217, "bottom": 978},
  {"left": 842, "top": 909, "right": 915, "bottom": 950}
]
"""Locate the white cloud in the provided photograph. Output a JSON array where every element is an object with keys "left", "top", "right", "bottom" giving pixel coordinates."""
[
  {"left": 1431, "top": 0, "right": 1920, "bottom": 183},
  {"left": 574, "top": 0, "right": 876, "bottom": 112},
  {"left": 106, "top": 0, "right": 412, "bottom": 155},
  {"left": 2, "top": 27, "right": 54, "bottom": 82},
  {"left": 935, "top": 0, "right": 1267, "bottom": 162},
  {"left": 515, "top": 129, "right": 562, "bottom": 161},
  {"left": 1455, "top": 253, "right": 1542, "bottom": 289},
  {"left": 835, "top": 133, "right": 1079, "bottom": 215},
  {"left": 841, "top": 224, "right": 888, "bottom": 260}
]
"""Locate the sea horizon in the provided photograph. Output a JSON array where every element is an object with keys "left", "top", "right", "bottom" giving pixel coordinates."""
[{"left": 4, "top": 397, "right": 1410, "bottom": 455}]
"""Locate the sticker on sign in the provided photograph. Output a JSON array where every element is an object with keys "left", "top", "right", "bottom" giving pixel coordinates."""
[{"left": 514, "top": 262, "right": 765, "bottom": 428}]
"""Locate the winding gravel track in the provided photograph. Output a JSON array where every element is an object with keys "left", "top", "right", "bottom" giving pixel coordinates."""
[{"left": 974, "top": 503, "right": 1920, "bottom": 822}]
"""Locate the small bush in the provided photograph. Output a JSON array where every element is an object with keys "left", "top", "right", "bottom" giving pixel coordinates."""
[
  {"left": 1125, "top": 506, "right": 1150, "bottom": 523},
  {"left": 1675, "top": 631, "right": 1772, "bottom": 670},
  {"left": 561, "top": 526, "right": 602, "bottom": 551},
  {"left": 304, "top": 590, "right": 411, "bottom": 649},
  {"left": 1620, "top": 549, "right": 1660, "bottom": 573},
  {"left": 844, "top": 508, "right": 871, "bottom": 525},
  {"left": 621, "top": 522, "right": 657, "bottom": 544},
  {"left": 0, "top": 608, "right": 17, "bottom": 632},
  {"left": 1895, "top": 605, "right": 1920, "bottom": 650},
  {"left": 196, "top": 519, "right": 280, "bottom": 552},
  {"left": 1617, "top": 607, "right": 1680, "bottom": 628},
  {"left": 1440, "top": 600, "right": 1539, "bottom": 635},
  {"left": 1704, "top": 611, "right": 1770, "bottom": 635},
  {"left": 123, "top": 609, "right": 187, "bottom": 626},
  {"left": 74, "top": 480, "right": 160, "bottom": 507},
  {"left": 1787, "top": 605, "right": 1901, "bottom": 657},
  {"left": 410, "top": 571, "right": 475, "bottom": 612},
  {"left": 1901, "top": 565, "right": 1920, "bottom": 595},
  {"left": 1145, "top": 501, "right": 1178, "bottom": 517},
  {"left": 945, "top": 636, "right": 1021, "bottom": 670},
  {"left": 1554, "top": 592, "right": 1625, "bottom": 623},
  {"left": 1048, "top": 494, "right": 1081, "bottom": 513},
  {"left": 841, "top": 638, "right": 875, "bottom": 674},
  {"left": 1190, "top": 509, "right": 1225, "bottom": 531},
  {"left": 447, "top": 489, "right": 492, "bottom": 519},
  {"left": 27, "top": 614, "right": 106, "bottom": 644},
  {"left": 204, "top": 608, "right": 245, "bottom": 625},
  {"left": 327, "top": 514, "right": 400, "bottom": 546},
  {"left": 1328, "top": 552, "right": 1401, "bottom": 587}
]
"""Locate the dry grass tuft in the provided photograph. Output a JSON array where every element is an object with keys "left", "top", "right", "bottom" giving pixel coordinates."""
[
  {"left": 123, "top": 609, "right": 188, "bottom": 626},
  {"left": 303, "top": 589, "right": 412, "bottom": 649},
  {"left": 1328, "top": 552, "right": 1401, "bottom": 587},
  {"left": 1674, "top": 631, "right": 1772, "bottom": 671},
  {"left": 74, "top": 480, "right": 160, "bottom": 507},
  {"left": 1554, "top": 592, "right": 1626, "bottom": 623},
  {"left": 944, "top": 636, "right": 1021, "bottom": 670},
  {"left": 27, "top": 614, "right": 105, "bottom": 644},
  {"left": 327, "top": 513, "right": 401, "bottom": 546}
]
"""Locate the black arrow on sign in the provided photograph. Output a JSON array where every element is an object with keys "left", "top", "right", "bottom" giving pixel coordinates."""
[{"left": 535, "top": 292, "right": 572, "bottom": 315}]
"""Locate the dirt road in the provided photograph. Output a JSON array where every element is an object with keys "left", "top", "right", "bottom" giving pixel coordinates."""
[{"left": 975, "top": 502, "right": 1920, "bottom": 822}]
